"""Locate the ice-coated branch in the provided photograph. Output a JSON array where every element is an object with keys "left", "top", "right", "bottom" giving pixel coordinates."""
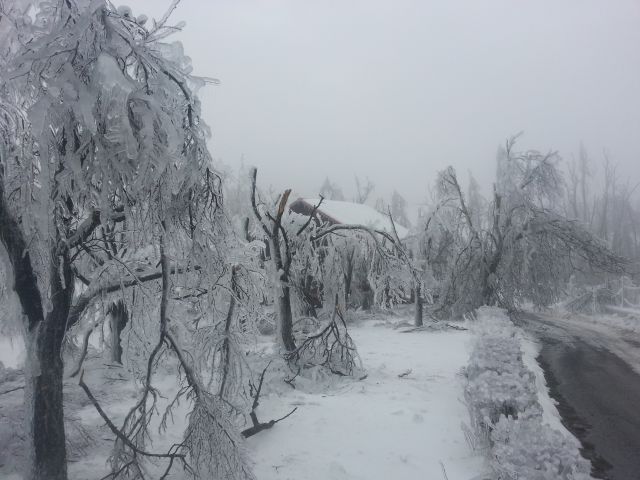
[
  {"left": 63, "top": 206, "right": 126, "bottom": 252},
  {"left": 78, "top": 370, "right": 189, "bottom": 464},
  {"left": 249, "top": 168, "right": 271, "bottom": 237},
  {"left": 296, "top": 195, "right": 324, "bottom": 235},
  {"left": 241, "top": 361, "right": 298, "bottom": 438},
  {"left": 67, "top": 264, "right": 202, "bottom": 327},
  {"left": 285, "top": 294, "right": 361, "bottom": 376}
]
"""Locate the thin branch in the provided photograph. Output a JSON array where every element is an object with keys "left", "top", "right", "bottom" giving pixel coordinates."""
[
  {"left": 64, "top": 206, "right": 125, "bottom": 252},
  {"left": 296, "top": 195, "right": 324, "bottom": 235},
  {"left": 78, "top": 370, "right": 187, "bottom": 462},
  {"left": 241, "top": 361, "right": 297, "bottom": 438},
  {"left": 69, "top": 323, "right": 98, "bottom": 378},
  {"left": 250, "top": 168, "right": 270, "bottom": 237},
  {"left": 67, "top": 264, "right": 201, "bottom": 327},
  {"left": 0, "top": 385, "right": 24, "bottom": 395}
]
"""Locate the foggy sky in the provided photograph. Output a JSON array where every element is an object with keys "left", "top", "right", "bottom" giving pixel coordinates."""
[{"left": 135, "top": 0, "right": 640, "bottom": 206}]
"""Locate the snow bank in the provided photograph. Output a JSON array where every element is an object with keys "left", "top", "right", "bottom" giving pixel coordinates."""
[
  {"left": 464, "top": 307, "right": 591, "bottom": 480},
  {"left": 248, "top": 316, "right": 484, "bottom": 479},
  {"left": 519, "top": 334, "right": 572, "bottom": 435}
]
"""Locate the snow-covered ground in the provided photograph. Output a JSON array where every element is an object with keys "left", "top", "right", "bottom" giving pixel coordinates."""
[
  {"left": 0, "top": 337, "right": 23, "bottom": 369},
  {"left": 247, "top": 319, "right": 485, "bottom": 480},
  {"left": 0, "top": 315, "right": 486, "bottom": 480}
]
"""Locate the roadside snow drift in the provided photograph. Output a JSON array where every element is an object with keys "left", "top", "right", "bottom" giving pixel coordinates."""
[{"left": 464, "top": 307, "right": 592, "bottom": 480}]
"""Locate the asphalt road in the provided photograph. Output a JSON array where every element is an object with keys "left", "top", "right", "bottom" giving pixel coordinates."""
[{"left": 518, "top": 313, "right": 640, "bottom": 480}]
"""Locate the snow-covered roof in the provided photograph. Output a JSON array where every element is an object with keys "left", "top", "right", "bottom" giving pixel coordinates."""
[{"left": 294, "top": 198, "right": 409, "bottom": 239}]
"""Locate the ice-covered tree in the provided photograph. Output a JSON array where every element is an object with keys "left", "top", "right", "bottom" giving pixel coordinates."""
[
  {"left": 319, "top": 176, "right": 345, "bottom": 201},
  {"left": 428, "top": 136, "right": 629, "bottom": 317},
  {"left": 390, "top": 190, "right": 411, "bottom": 228},
  {"left": 250, "top": 169, "right": 405, "bottom": 353},
  {"left": 0, "top": 2, "right": 252, "bottom": 479},
  {"left": 353, "top": 175, "right": 374, "bottom": 204}
]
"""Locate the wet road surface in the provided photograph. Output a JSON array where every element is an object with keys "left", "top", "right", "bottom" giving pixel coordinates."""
[{"left": 519, "top": 313, "right": 640, "bottom": 480}]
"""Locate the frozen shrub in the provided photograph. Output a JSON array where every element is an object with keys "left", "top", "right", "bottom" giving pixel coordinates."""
[
  {"left": 466, "top": 336, "right": 522, "bottom": 379},
  {"left": 466, "top": 369, "right": 540, "bottom": 426},
  {"left": 492, "top": 414, "right": 591, "bottom": 480},
  {"left": 464, "top": 307, "right": 591, "bottom": 478},
  {"left": 465, "top": 307, "right": 539, "bottom": 428}
]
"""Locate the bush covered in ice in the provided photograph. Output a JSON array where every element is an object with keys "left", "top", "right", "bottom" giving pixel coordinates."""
[
  {"left": 465, "top": 307, "right": 539, "bottom": 426},
  {"left": 464, "top": 307, "right": 591, "bottom": 479},
  {"left": 466, "top": 368, "right": 540, "bottom": 425},
  {"left": 492, "top": 414, "right": 591, "bottom": 479}
]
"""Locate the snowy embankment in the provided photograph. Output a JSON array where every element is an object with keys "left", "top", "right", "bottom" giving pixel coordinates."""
[
  {"left": 463, "top": 307, "right": 592, "bottom": 480},
  {"left": 247, "top": 316, "right": 485, "bottom": 480}
]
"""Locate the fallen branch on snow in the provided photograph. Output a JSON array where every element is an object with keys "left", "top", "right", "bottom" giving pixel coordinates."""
[{"left": 241, "top": 361, "right": 297, "bottom": 438}]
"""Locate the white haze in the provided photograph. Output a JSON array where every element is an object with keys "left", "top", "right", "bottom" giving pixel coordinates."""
[{"left": 134, "top": 0, "right": 640, "bottom": 205}]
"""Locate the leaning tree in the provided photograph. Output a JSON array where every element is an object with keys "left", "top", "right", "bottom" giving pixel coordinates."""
[
  {"left": 0, "top": 2, "right": 253, "bottom": 479},
  {"left": 428, "top": 136, "right": 629, "bottom": 317}
]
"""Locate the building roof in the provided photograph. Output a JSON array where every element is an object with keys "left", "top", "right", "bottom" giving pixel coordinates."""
[{"left": 290, "top": 198, "right": 409, "bottom": 239}]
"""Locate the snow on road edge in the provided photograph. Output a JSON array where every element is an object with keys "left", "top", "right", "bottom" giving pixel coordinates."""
[
  {"left": 463, "top": 307, "right": 592, "bottom": 480},
  {"left": 519, "top": 333, "right": 573, "bottom": 436}
]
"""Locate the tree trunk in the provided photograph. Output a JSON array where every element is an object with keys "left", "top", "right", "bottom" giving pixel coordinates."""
[
  {"left": 343, "top": 250, "right": 354, "bottom": 308},
  {"left": 109, "top": 301, "right": 128, "bottom": 364},
  {"left": 414, "top": 283, "right": 423, "bottom": 327},
  {"left": 302, "top": 274, "right": 318, "bottom": 318},
  {"left": 25, "top": 253, "right": 74, "bottom": 480},
  {"left": 25, "top": 327, "right": 68, "bottom": 480},
  {"left": 270, "top": 215, "right": 296, "bottom": 352},
  {"left": 219, "top": 266, "right": 239, "bottom": 397},
  {"left": 2, "top": 168, "right": 70, "bottom": 480},
  {"left": 383, "top": 281, "right": 391, "bottom": 308},
  {"left": 243, "top": 217, "right": 252, "bottom": 242},
  {"left": 278, "top": 285, "right": 296, "bottom": 352},
  {"left": 361, "top": 280, "right": 374, "bottom": 311},
  {"left": 481, "top": 270, "right": 497, "bottom": 306}
]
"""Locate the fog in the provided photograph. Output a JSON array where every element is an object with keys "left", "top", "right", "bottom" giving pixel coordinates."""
[
  {"left": 134, "top": 0, "right": 640, "bottom": 205},
  {"left": 2, "top": 3, "right": 640, "bottom": 478}
]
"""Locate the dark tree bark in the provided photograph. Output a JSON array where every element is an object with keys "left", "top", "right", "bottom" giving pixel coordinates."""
[
  {"left": 1, "top": 188, "right": 72, "bottom": 480},
  {"left": 243, "top": 217, "right": 252, "bottom": 242},
  {"left": 28, "top": 327, "right": 68, "bottom": 480},
  {"left": 343, "top": 247, "right": 355, "bottom": 308},
  {"left": 302, "top": 273, "right": 318, "bottom": 318},
  {"left": 219, "top": 266, "right": 239, "bottom": 397},
  {"left": 361, "top": 280, "right": 374, "bottom": 311},
  {"left": 277, "top": 285, "right": 296, "bottom": 351},
  {"left": 30, "top": 248, "right": 74, "bottom": 480},
  {"left": 414, "top": 283, "right": 423, "bottom": 327},
  {"left": 108, "top": 300, "right": 128, "bottom": 364}
]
